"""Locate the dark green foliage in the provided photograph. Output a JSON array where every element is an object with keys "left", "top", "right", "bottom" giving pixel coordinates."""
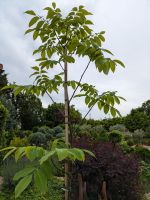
[
  {"left": 1, "top": 157, "right": 29, "bottom": 189},
  {"left": 0, "top": 69, "right": 8, "bottom": 91},
  {"left": 140, "top": 161, "right": 150, "bottom": 195},
  {"left": 16, "top": 94, "right": 45, "bottom": 130},
  {"left": 142, "top": 100, "right": 150, "bottom": 116},
  {"left": 29, "top": 132, "right": 47, "bottom": 146},
  {"left": 134, "top": 146, "right": 150, "bottom": 162},
  {"left": 125, "top": 108, "right": 150, "bottom": 132},
  {"left": 45, "top": 103, "right": 82, "bottom": 127},
  {"left": 53, "top": 126, "right": 63, "bottom": 136},
  {"left": 15, "top": 130, "right": 32, "bottom": 138},
  {"left": 86, "top": 117, "right": 125, "bottom": 130},
  {"left": 0, "top": 102, "right": 8, "bottom": 146},
  {"left": 109, "top": 130, "right": 124, "bottom": 144},
  {"left": 37, "top": 126, "right": 55, "bottom": 140}
]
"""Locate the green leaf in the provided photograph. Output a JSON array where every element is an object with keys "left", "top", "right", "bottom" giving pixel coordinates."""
[
  {"left": 52, "top": 2, "right": 56, "bottom": 9},
  {"left": 56, "top": 148, "right": 68, "bottom": 161},
  {"left": 83, "top": 149, "right": 95, "bottom": 158},
  {"left": 110, "top": 107, "right": 116, "bottom": 117},
  {"left": 104, "top": 104, "right": 109, "bottom": 114},
  {"left": 25, "top": 29, "right": 34, "bottom": 35},
  {"left": 64, "top": 56, "right": 75, "bottom": 63},
  {"left": 0, "top": 146, "right": 16, "bottom": 152},
  {"left": 15, "top": 175, "right": 32, "bottom": 198},
  {"left": 32, "top": 66, "right": 39, "bottom": 71},
  {"left": 36, "top": 21, "right": 44, "bottom": 29},
  {"left": 114, "top": 59, "right": 125, "bottom": 68},
  {"left": 25, "top": 10, "right": 36, "bottom": 16},
  {"left": 85, "top": 96, "right": 90, "bottom": 105},
  {"left": 102, "top": 48, "right": 114, "bottom": 56},
  {"left": 3, "top": 147, "right": 16, "bottom": 160},
  {"left": 15, "top": 147, "right": 25, "bottom": 161},
  {"left": 34, "top": 169, "right": 48, "bottom": 193},
  {"left": 40, "top": 150, "right": 55, "bottom": 164},
  {"left": 13, "top": 167, "right": 35, "bottom": 181},
  {"left": 29, "top": 16, "right": 39, "bottom": 27},
  {"left": 69, "top": 148, "right": 85, "bottom": 161},
  {"left": 33, "top": 30, "right": 39, "bottom": 40}
]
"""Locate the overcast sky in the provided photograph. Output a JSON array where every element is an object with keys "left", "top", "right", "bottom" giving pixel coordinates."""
[{"left": 0, "top": 0, "right": 150, "bottom": 119}]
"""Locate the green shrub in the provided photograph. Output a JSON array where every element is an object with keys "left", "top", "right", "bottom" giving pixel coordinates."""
[
  {"left": 53, "top": 126, "right": 63, "bottom": 136},
  {"left": 15, "top": 130, "right": 33, "bottom": 138},
  {"left": 132, "top": 129, "right": 144, "bottom": 144},
  {"left": 90, "top": 125, "right": 106, "bottom": 140},
  {"left": 109, "top": 130, "right": 124, "bottom": 144},
  {"left": 134, "top": 146, "right": 150, "bottom": 162},
  {"left": 10, "top": 137, "right": 29, "bottom": 147},
  {"left": 145, "top": 126, "right": 150, "bottom": 138},
  {"left": 140, "top": 161, "right": 150, "bottom": 195},
  {"left": 29, "top": 132, "right": 47, "bottom": 146}
]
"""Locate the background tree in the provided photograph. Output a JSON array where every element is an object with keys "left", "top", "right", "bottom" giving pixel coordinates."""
[
  {"left": 142, "top": 100, "right": 150, "bottom": 116},
  {"left": 0, "top": 65, "right": 8, "bottom": 91},
  {"left": 2, "top": 3, "right": 125, "bottom": 199},
  {"left": 45, "top": 103, "right": 82, "bottom": 127},
  {"left": 125, "top": 108, "right": 150, "bottom": 132},
  {"left": 16, "top": 93, "right": 45, "bottom": 130}
]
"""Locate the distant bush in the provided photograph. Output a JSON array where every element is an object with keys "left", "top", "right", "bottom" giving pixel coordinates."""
[
  {"left": 109, "top": 124, "right": 126, "bottom": 132},
  {"left": 10, "top": 137, "right": 29, "bottom": 147},
  {"left": 29, "top": 132, "right": 46, "bottom": 146},
  {"left": 134, "top": 146, "right": 150, "bottom": 162},
  {"left": 132, "top": 129, "right": 144, "bottom": 144},
  {"left": 53, "top": 126, "right": 63, "bottom": 136},
  {"left": 109, "top": 130, "right": 124, "bottom": 144}
]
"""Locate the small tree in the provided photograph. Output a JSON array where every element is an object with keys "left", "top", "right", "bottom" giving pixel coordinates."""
[{"left": 2, "top": 2, "right": 125, "bottom": 199}]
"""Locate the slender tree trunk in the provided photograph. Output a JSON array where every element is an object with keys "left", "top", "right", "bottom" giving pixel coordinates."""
[
  {"left": 64, "top": 49, "right": 69, "bottom": 200},
  {"left": 78, "top": 173, "right": 84, "bottom": 200}
]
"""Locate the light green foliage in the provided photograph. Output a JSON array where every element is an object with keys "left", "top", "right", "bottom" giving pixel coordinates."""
[
  {"left": 1, "top": 140, "right": 94, "bottom": 198},
  {"left": 108, "top": 130, "right": 124, "bottom": 144},
  {"left": 10, "top": 137, "right": 29, "bottom": 147}
]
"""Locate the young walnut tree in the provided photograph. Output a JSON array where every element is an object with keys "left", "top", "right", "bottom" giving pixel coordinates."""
[{"left": 2, "top": 2, "right": 125, "bottom": 199}]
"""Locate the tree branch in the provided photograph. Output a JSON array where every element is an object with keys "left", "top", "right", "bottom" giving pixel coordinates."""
[{"left": 69, "top": 60, "right": 91, "bottom": 103}]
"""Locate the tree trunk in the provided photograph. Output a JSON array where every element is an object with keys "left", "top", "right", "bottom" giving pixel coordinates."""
[
  {"left": 64, "top": 50, "right": 69, "bottom": 200},
  {"left": 78, "top": 174, "right": 84, "bottom": 200}
]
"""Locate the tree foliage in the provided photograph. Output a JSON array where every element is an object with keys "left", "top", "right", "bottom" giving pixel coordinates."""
[
  {"left": 46, "top": 103, "right": 82, "bottom": 127},
  {"left": 16, "top": 93, "right": 45, "bottom": 130}
]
